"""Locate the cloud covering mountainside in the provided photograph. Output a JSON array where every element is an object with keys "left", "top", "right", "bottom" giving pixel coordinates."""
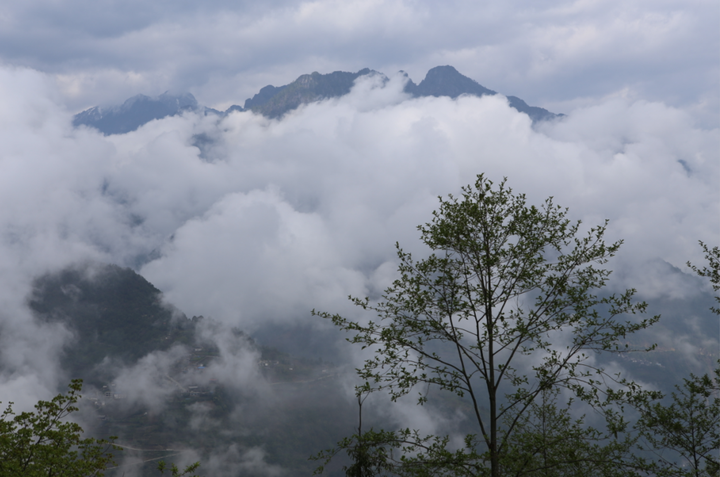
[
  {"left": 72, "top": 66, "right": 560, "bottom": 136},
  {"left": 0, "top": 65, "right": 717, "bottom": 406},
  {"left": 1, "top": 0, "right": 717, "bottom": 473}
]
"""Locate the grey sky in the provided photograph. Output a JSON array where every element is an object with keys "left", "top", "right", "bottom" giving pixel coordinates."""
[{"left": 1, "top": 0, "right": 717, "bottom": 125}]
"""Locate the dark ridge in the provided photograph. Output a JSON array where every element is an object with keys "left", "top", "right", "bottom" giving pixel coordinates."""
[
  {"left": 404, "top": 65, "right": 560, "bottom": 122},
  {"left": 27, "top": 262, "right": 193, "bottom": 383},
  {"left": 73, "top": 93, "right": 244, "bottom": 136},
  {"left": 244, "top": 68, "right": 378, "bottom": 119},
  {"left": 72, "top": 65, "right": 561, "bottom": 135},
  {"left": 243, "top": 84, "right": 289, "bottom": 110},
  {"left": 73, "top": 92, "right": 199, "bottom": 135},
  {"left": 224, "top": 104, "right": 244, "bottom": 115},
  {"left": 246, "top": 65, "right": 559, "bottom": 122},
  {"left": 405, "top": 65, "right": 496, "bottom": 98},
  {"left": 506, "top": 96, "right": 561, "bottom": 122}
]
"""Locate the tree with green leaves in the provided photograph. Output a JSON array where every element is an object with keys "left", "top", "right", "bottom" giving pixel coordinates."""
[
  {"left": 157, "top": 459, "right": 202, "bottom": 476},
  {"left": 313, "top": 175, "right": 659, "bottom": 477},
  {"left": 496, "top": 388, "right": 645, "bottom": 477},
  {"left": 0, "top": 379, "right": 117, "bottom": 477},
  {"left": 687, "top": 241, "right": 720, "bottom": 315},
  {"left": 633, "top": 242, "right": 720, "bottom": 477},
  {"left": 636, "top": 367, "right": 719, "bottom": 477}
]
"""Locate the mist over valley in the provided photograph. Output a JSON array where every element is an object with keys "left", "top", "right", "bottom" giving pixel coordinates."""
[{"left": 0, "top": 1, "right": 718, "bottom": 474}]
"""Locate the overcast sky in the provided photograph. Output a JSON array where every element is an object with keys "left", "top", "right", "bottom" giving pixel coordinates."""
[
  {"left": 1, "top": 0, "right": 718, "bottom": 126},
  {"left": 0, "top": 1, "right": 717, "bottom": 455}
]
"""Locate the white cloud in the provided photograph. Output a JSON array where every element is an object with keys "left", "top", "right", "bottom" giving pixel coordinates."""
[
  {"left": 112, "top": 345, "right": 189, "bottom": 413},
  {"left": 0, "top": 65, "right": 716, "bottom": 418}
]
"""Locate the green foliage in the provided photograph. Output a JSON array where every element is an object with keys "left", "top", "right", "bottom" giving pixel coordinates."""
[
  {"left": 0, "top": 379, "right": 117, "bottom": 477},
  {"left": 634, "top": 243, "right": 720, "bottom": 476},
  {"left": 498, "top": 389, "right": 649, "bottom": 477},
  {"left": 314, "top": 175, "right": 659, "bottom": 477},
  {"left": 687, "top": 241, "right": 720, "bottom": 315},
  {"left": 157, "top": 459, "right": 202, "bottom": 476},
  {"left": 637, "top": 367, "right": 720, "bottom": 477},
  {"left": 313, "top": 423, "right": 484, "bottom": 477}
]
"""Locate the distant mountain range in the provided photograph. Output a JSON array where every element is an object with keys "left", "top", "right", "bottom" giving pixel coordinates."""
[{"left": 73, "top": 66, "right": 562, "bottom": 135}]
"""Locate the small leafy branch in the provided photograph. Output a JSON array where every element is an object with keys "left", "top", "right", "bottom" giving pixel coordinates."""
[
  {"left": 0, "top": 379, "right": 118, "bottom": 477},
  {"left": 157, "top": 459, "right": 202, "bottom": 476}
]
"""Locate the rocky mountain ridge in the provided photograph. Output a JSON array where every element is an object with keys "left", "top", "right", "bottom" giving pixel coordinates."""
[{"left": 74, "top": 66, "right": 561, "bottom": 135}]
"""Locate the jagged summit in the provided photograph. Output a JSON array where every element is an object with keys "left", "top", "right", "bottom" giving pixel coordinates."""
[
  {"left": 73, "top": 92, "right": 200, "bottom": 135},
  {"left": 73, "top": 66, "right": 561, "bottom": 135},
  {"left": 404, "top": 65, "right": 496, "bottom": 98},
  {"left": 243, "top": 65, "right": 559, "bottom": 121},
  {"left": 403, "top": 66, "right": 558, "bottom": 121},
  {"left": 73, "top": 92, "right": 243, "bottom": 136},
  {"left": 243, "top": 68, "right": 378, "bottom": 118}
]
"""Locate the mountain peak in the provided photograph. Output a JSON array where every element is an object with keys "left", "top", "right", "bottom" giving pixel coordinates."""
[
  {"left": 72, "top": 66, "right": 561, "bottom": 135},
  {"left": 405, "top": 65, "right": 496, "bottom": 99},
  {"left": 73, "top": 92, "right": 243, "bottom": 136},
  {"left": 243, "top": 68, "right": 379, "bottom": 118},
  {"left": 73, "top": 92, "right": 200, "bottom": 135}
]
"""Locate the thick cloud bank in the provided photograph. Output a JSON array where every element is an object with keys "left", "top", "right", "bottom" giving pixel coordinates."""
[{"left": 0, "top": 66, "right": 717, "bottom": 406}]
